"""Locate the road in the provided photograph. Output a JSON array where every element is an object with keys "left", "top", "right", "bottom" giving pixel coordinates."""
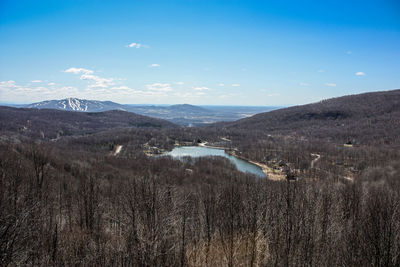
[
  {"left": 310, "top": 153, "right": 321, "bottom": 168},
  {"left": 113, "top": 145, "right": 123, "bottom": 156}
]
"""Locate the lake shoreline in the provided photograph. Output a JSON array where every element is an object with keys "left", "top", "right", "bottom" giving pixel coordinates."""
[
  {"left": 224, "top": 149, "right": 286, "bottom": 181},
  {"left": 163, "top": 143, "right": 266, "bottom": 177},
  {"left": 188, "top": 142, "right": 285, "bottom": 180}
]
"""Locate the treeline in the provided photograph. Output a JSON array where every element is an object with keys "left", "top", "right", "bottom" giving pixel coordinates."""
[{"left": 1, "top": 142, "right": 400, "bottom": 266}]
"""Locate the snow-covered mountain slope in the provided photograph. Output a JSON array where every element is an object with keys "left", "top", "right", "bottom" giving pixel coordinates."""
[{"left": 26, "top": 98, "right": 126, "bottom": 112}]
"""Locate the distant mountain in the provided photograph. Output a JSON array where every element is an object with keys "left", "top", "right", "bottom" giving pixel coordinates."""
[
  {"left": 27, "top": 98, "right": 126, "bottom": 112},
  {"left": 0, "top": 106, "right": 177, "bottom": 139},
  {"left": 168, "top": 104, "right": 211, "bottom": 114},
  {"left": 220, "top": 89, "right": 400, "bottom": 145},
  {"left": 127, "top": 104, "right": 276, "bottom": 126},
  {"left": 22, "top": 98, "right": 277, "bottom": 126},
  {"left": 25, "top": 98, "right": 211, "bottom": 115}
]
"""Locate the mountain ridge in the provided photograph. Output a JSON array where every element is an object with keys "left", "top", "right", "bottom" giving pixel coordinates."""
[
  {"left": 21, "top": 98, "right": 277, "bottom": 126},
  {"left": 0, "top": 106, "right": 177, "bottom": 140},
  {"left": 27, "top": 98, "right": 126, "bottom": 112},
  {"left": 219, "top": 89, "right": 400, "bottom": 145}
]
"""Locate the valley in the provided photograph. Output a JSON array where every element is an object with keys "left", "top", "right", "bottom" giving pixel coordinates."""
[
  {"left": 2, "top": 1, "right": 399, "bottom": 266},
  {"left": 1, "top": 89, "right": 400, "bottom": 266}
]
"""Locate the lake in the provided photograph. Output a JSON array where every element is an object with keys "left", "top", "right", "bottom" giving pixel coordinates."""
[{"left": 165, "top": 146, "right": 266, "bottom": 177}]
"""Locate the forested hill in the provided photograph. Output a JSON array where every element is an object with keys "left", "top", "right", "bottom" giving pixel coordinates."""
[
  {"left": 0, "top": 106, "right": 177, "bottom": 139},
  {"left": 220, "top": 89, "right": 400, "bottom": 145}
]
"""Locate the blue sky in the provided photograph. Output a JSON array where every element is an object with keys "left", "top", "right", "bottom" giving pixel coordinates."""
[{"left": 0, "top": 0, "right": 399, "bottom": 105}]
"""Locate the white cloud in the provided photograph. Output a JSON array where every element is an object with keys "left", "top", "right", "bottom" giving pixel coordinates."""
[
  {"left": 0, "top": 80, "right": 81, "bottom": 102},
  {"left": 355, "top": 72, "right": 366, "bottom": 76},
  {"left": 65, "top": 67, "right": 115, "bottom": 89},
  {"left": 126, "top": 43, "right": 142, "bottom": 48},
  {"left": 126, "top": 42, "right": 149, "bottom": 49},
  {"left": 232, "top": 84, "right": 240, "bottom": 87},
  {"left": 267, "top": 93, "right": 280, "bottom": 97},
  {"left": 111, "top": 86, "right": 131, "bottom": 90},
  {"left": 299, "top": 82, "right": 309, "bottom": 86},
  {"left": 64, "top": 67, "right": 94, "bottom": 75},
  {"left": 1, "top": 79, "right": 155, "bottom": 103},
  {"left": 193, "top": 86, "right": 211, "bottom": 91},
  {"left": 31, "top": 80, "right": 42, "bottom": 83},
  {"left": 175, "top": 81, "right": 184, "bottom": 85},
  {"left": 108, "top": 86, "right": 146, "bottom": 96},
  {"left": 219, "top": 83, "right": 225, "bottom": 86},
  {"left": 80, "top": 74, "right": 114, "bottom": 88},
  {"left": 325, "top": 83, "right": 337, "bottom": 87},
  {"left": 146, "top": 83, "right": 172, "bottom": 92},
  {"left": 318, "top": 69, "right": 325, "bottom": 73},
  {"left": 0, "top": 80, "right": 17, "bottom": 88},
  {"left": 150, "top": 64, "right": 160, "bottom": 68}
]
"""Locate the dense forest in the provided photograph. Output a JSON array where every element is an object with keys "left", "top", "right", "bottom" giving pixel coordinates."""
[
  {"left": 0, "top": 107, "right": 176, "bottom": 139},
  {"left": 1, "top": 89, "right": 400, "bottom": 266}
]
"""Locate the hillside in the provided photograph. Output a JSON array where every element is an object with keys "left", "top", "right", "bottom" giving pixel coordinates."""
[
  {"left": 0, "top": 106, "right": 177, "bottom": 139},
  {"left": 221, "top": 89, "right": 400, "bottom": 145}
]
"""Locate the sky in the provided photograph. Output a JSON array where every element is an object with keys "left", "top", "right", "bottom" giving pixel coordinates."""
[{"left": 0, "top": 0, "right": 399, "bottom": 106}]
